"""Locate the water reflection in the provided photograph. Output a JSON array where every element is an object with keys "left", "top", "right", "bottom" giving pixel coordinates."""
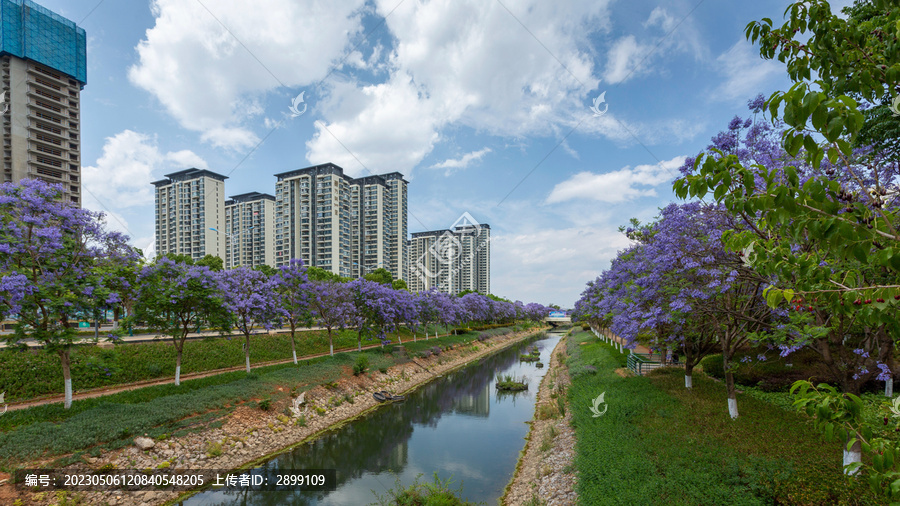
[{"left": 182, "top": 331, "right": 563, "bottom": 506}]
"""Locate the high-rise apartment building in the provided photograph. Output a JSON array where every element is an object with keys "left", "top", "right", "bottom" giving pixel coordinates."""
[
  {"left": 1, "top": 0, "right": 87, "bottom": 205},
  {"left": 224, "top": 192, "right": 275, "bottom": 269},
  {"left": 273, "top": 163, "right": 408, "bottom": 280},
  {"left": 408, "top": 222, "right": 490, "bottom": 295},
  {"left": 152, "top": 168, "right": 227, "bottom": 262}
]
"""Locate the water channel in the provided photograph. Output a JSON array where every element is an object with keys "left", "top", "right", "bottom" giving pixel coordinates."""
[{"left": 181, "top": 329, "right": 565, "bottom": 505}]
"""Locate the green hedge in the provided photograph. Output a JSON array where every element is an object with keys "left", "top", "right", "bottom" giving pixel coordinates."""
[{"left": 699, "top": 348, "right": 824, "bottom": 392}]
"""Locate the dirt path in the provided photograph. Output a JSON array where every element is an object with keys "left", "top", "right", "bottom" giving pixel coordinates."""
[{"left": 4, "top": 337, "right": 447, "bottom": 412}]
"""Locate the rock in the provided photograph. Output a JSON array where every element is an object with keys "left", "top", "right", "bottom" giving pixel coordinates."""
[{"left": 134, "top": 437, "right": 155, "bottom": 450}]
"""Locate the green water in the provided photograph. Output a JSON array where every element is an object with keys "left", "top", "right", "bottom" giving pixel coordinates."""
[{"left": 181, "top": 331, "right": 563, "bottom": 505}]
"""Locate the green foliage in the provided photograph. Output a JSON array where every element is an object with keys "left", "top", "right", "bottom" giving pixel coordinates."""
[
  {"left": 206, "top": 441, "right": 223, "bottom": 457},
  {"left": 370, "top": 472, "right": 477, "bottom": 506},
  {"left": 363, "top": 267, "right": 393, "bottom": 285},
  {"left": 391, "top": 279, "right": 408, "bottom": 291},
  {"left": 258, "top": 397, "right": 272, "bottom": 411},
  {"left": 196, "top": 254, "right": 224, "bottom": 271},
  {"left": 700, "top": 349, "right": 825, "bottom": 392},
  {"left": 566, "top": 332, "right": 879, "bottom": 505},
  {"left": 306, "top": 266, "right": 347, "bottom": 283},
  {"left": 353, "top": 354, "right": 369, "bottom": 376},
  {"left": 790, "top": 380, "right": 900, "bottom": 497},
  {"left": 496, "top": 374, "right": 527, "bottom": 391}
]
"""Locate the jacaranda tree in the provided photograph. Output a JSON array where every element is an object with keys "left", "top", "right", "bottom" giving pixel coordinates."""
[
  {"left": 132, "top": 258, "right": 226, "bottom": 386},
  {"left": 275, "top": 259, "right": 311, "bottom": 364},
  {"left": 308, "top": 280, "right": 352, "bottom": 356},
  {"left": 0, "top": 179, "right": 140, "bottom": 408},
  {"left": 217, "top": 266, "right": 281, "bottom": 373}
]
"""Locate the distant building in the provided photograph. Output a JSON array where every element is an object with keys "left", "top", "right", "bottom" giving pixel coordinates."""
[
  {"left": 223, "top": 192, "right": 275, "bottom": 269},
  {"left": 408, "top": 222, "right": 490, "bottom": 295},
  {"left": 274, "top": 163, "right": 408, "bottom": 280},
  {"left": 152, "top": 168, "right": 227, "bottom": 262},
  {"left": 1, "top": 0, "right": 87, "bottom": 205}
]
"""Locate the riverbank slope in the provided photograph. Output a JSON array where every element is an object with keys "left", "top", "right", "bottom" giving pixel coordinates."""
[{"left": 3, "top": 327, "right": 548, "bottom": 506}]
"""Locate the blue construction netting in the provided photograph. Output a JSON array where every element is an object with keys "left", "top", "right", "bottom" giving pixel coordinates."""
[{"left": 0, "top": 0, "right": 86, "bottom": 85}]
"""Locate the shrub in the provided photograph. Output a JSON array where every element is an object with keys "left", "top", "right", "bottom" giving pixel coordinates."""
[
  {"left": 258, "top": 397, "right": 272, "bottom": 411},
  {"left": 295, "top": 416, "right": 307, "bottom": 427},
  {"left": 431, "top": 346, "right": 442, "bottom": 356},
  {"left": 353, "top": 354, "right": 369, "bottom": 376}
]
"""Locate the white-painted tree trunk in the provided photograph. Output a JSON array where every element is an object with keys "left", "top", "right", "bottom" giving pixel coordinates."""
[
  {"left": 330, "top": 342, "right": 334, "bottom": 356},
  {"left": 685, "top": 374, "right": 692, "bottom": 389},
  {"left": 727, "top": 398, "right": 738, "bottom": 419},
  {"left": 64, "top": 378, "right": 72, "bottom": 410},
  {"left": 886, "top": 379, "right": 893, "bottom": 397},
  {"left": 292, "top": 350, "right": 298, "bottom": 365},
  {"left": 175, "top": 365, "right": 181, "bottom": 386},
  {"left": 844, "top": 437, "right": 862, "bottom": 475},
  {"left": 245, "top": 353, "right": 251, "bottom": 374}
]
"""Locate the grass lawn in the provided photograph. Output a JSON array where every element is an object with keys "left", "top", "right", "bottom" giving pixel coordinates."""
[
  {"left": 0, "top": 325, "right": 456, "bottom": 402},
  {"left": 567, "top": 330, "right": 880, "bottom": 505}
]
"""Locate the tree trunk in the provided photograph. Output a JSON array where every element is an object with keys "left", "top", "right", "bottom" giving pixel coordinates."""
[
  {"left": 723, "top": 349, "right": 738, "bottom": 419},
  {"left": 844, "top": 436, "right": 862, "bottom": 475},
  {"left": 328, "top": 329, "right": 334, "bottom": 356},
  {"left": 175, "top": 347, "right": 182, "bottom": 386},
  {"left": 290, "top": 325, "right": 298, "bottom": 365},
  {"left": 887, "top": 378, "right": 894, "bottom": 398},
  {"left": 60, "top": 349, "right": 73, "bottom": 409},
  {"left": 244, "top": 334, "right": 251, "bottom": 373},
  {"left": 684, "top": 363, "right": 693, "bottom": 389}
]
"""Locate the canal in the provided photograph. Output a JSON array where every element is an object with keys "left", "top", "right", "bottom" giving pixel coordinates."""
[{"left": 181, "top": 329, "right": 565, "bottom": 505}]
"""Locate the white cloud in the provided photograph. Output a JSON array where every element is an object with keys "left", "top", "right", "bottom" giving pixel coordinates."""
[
  {"left": 306, "top": 0, "right": 613, "bottom": 174},
  {"left": 546, "top": 156, "right": 686, "bottom": 204},
  {"left": 82, "top": 130, "right": 208, "bottom": 211},
  {"left": 128, "top": 0, "right": 367, "bottom": 150},
  {"left": 604, "top": 7, "right": 705, "bottom": 85},
  {"left": 305, "top": 72, "right": 441, "bottom": 177},
  {"left": 429, "top": 148, "right": 492, "bottom": 175},
  {"left": 712, "top": 40, "right": 782, "bottom": 102},
  {"left": 604, "top": 35, "right": 650, "bottom": 84},
  {"left": 491, "top": 227, "right": 632, "bottom": 306}
]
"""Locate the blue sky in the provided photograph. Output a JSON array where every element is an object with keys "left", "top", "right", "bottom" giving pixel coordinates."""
[{"left": 37, "top": 0, "right": 852, "bottom": 307}]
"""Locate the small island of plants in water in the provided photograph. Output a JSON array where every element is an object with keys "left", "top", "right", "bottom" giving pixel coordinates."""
[{"left": 496, "top": 374, "right": 528, "bottom": 391}]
